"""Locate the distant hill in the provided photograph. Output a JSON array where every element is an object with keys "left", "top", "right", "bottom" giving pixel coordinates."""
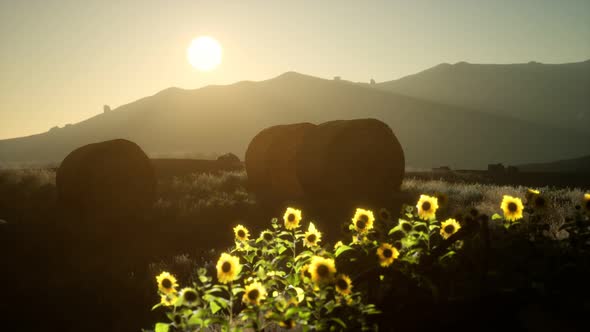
[
  {"left": 1, "top": 71, "right": 589, "bottom": 169},
  {"left": 374, "top": 60, "right": 590, "bottom": 133},
  {"left": 517, "top": 154, "right": 590, "bottom": 173}
]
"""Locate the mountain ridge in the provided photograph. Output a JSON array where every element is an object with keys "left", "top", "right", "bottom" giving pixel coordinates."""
[{"left": 2, "top": 64, "right": 589, "bottom": 169}]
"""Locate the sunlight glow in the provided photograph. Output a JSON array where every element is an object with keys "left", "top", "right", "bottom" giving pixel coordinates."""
[{"left": 187, "top": 36, "right": 222, "bottom": 72}]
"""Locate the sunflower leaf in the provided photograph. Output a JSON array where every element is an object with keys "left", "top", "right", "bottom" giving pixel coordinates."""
[
  {"left": 335, "top": 245, "right": 353, "bottom": 257},
  {"left": 209, "top": 301, "right": 221, "bottom": 314},
  {"left": 151, "top": 303, "right": 162, "bottom": 311},
  {"left": 330, "top": 318, "right": 347, "bottom": 328},
  {"left": 232, "top": 287, "right": 245, "bottom": 296},
  {"left": 155, "top": 323, "right": 169, "bottom": 332},
  {"left": 492, "top": 213, "right": 503, "bottom": 220}
]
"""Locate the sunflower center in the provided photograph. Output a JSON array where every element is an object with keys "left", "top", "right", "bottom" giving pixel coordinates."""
[
  {"left": 247, "top": 289, "right": 259, "bottom": 301},
  {"left": 422, "top": 201, "right": 431, "bottom": 211},
  {"left": 508, "top": 202, "right": 517, "bottom": 212},
  {"left": 444, "top": 225, "right": 455, "bottom": 234},
  {"left": 336, "top": 278, "right": 349, "bottom": 290},
  {"left": 316, "top": 264, "right": 330, "bottom": 278},
  {"left": 162, "top": 278, "right": 172, "bottom": 289},
  {"left": 307, "top": 234, "right": 317, "bottom": 243},
  {"left": 222, "top": 261, "right": 232, "bottom": 273},
  {"left": 263, "top": 232, "right": 273, "bottom": 241},
  {"left": 238, "top": 230, "right": 245, "bottom": 238},
  {"left": 184, "top": 291, "right": 197, "bottom": 302},
  {"left": 383, "top": 248, "right": 393, "bottom": 258},
  {"left": 287, "top": 214, "right": 295, "bottom": 222}
]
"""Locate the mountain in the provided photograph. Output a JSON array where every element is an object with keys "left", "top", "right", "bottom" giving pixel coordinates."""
[
  {"left": 1, "top": 72, "right": 589, "bottom": 169},
  {"left": 374, "top": 60, "right": 590, "bottom": 133},
  {"left": 517, "top": 155, "right": 590, "bottom": 173}
]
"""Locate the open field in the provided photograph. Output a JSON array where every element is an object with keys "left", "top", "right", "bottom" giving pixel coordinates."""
[{"left": 1, "top": 168, "right": 589, "bottom": 331}]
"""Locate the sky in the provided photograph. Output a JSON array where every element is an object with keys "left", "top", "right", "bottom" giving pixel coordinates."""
[{"left": 1, "top": 0, "right": 589, "bottom": 139}]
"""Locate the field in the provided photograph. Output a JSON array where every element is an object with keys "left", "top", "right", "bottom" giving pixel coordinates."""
[{"left": 1, "top": 168, "right": 589, "bottom": 331}]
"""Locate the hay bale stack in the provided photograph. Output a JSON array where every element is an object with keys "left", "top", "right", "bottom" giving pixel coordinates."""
[
  {"left": 245, "top": 123, "right": 316, "bottom": 205},
  {"left": 57, "top": 139, "right": 156, "bottom": 219},
  {"left": 295, "top": 118, "right": 405, "bottom": 208}
]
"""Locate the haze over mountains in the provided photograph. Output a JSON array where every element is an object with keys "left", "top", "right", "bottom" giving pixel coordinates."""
[
  {"left": 374, "top": 60, "right": 590, "bottom": 133},
  {"left": 1, "top": 60, "right": 589, "bottom": 169}
]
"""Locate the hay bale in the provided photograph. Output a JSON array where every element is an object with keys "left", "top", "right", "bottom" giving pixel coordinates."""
[
  {"left": 295, "top": 118, "right": 405, "bottom": 208},
  {"left": 56, "top": 139, "right": 156, "bottom": 219},
  {"left": 245, "top": 123, "right": 316, "bottom": 205}
]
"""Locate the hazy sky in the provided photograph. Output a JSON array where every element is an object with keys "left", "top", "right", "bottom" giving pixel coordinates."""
[{"left": 1, "top": 0, "right": 589, "bottom": 139}]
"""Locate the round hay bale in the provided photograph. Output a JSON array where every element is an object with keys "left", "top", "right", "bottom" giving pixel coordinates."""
[
  {"left": 56, "top": 139, "right": 156, "bottom": 219},
  {"left": 295, "top": 118, "right": 405, "bottom": 209},
  {"left": 245, "top": 123, "right": 316, "bottom": 205}
]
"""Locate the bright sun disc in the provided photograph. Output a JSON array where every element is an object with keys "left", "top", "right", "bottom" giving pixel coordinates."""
[{"left": 187, "top": 36, "right": 222, "bottom": 71}]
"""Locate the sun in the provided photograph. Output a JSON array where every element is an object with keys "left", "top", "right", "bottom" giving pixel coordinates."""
[{"left": 187, "top": 36, "right": 222, "bottom": 72}]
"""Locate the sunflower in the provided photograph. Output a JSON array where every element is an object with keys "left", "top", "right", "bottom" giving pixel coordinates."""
[
  {"left": 260, "top": 230, "right": 274, "bottom": 242},
  {"left": 160, "top": 293, "right": 178, "bottom": 307},
  {"left": 242, "top": 281, "right": 267, "bottom": 306},
  {"left": 334, "top": 241, "right": 344, "bottom": 250},
  {"left": 216, "top": 253, "right": 242, "bottom": 284},
  {"left": 440, "top": 218, "right": 461, "bottom": 239},
  {"left": 334, "top": 274, "right": 353, "bottom": 296},
  {"left": 416, "top": 195, "right": 439, "bottom": 220},
  {"left": 500, "top": 195, "right": 524, "bottom": 222},
  {"left": 233, "top": 224, "right": 250, "bottom": 242},
  {"left": 303, "top": 222, "right": 322, "bottom": 248},
  {"left": 156, "top": 272, "right": 178, "bottom": 294},
  {"left": 582, "top": 193, "right": 590, "bottom": 214},
  {"left": 179, "top": 287, "right": 199, "bottom": 307},
  {"left": 308, "top": 256, "right": 336, "bottom": 284},
  {"left": 299, "top": 264, "right": 311, "bottom": 281},
  {"left": 351, "top": 208, "right": 375, "bottom": 233},
  {"left": 378, "top": 208, "right": 393, "bottom": 223},
  {"left": 377, "top": 243, "right": 399, "bottom": 267},
  {"left": 279, "top": 319, "right": 296, "bottom": 329},
  {"left": 283, "top": 207, "right": 302, "bottom": 230}
]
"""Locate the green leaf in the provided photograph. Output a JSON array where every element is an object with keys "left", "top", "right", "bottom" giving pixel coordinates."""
[
  {"left": 334, "top": 245, "right": 353, "bottom": 257},
  {"left": 151, "top": 303, "right": 162, "bottom": 311},
  {"left": 492, "top": 213, "right": 503, "bottom": 220},
  {"left": 429, "top": 225, "right": 440, "bottom": 231},
  {"left": 330, "top": 318, "right": 347, "bottom": 328},
  {"left": 277, "top": 245, "right": 288, "bottom": 254},
  {"left": 232, "top": 287, "right": 245, "bottom": 296},
  {"left": 187, "top": 315, "right": 203, "bottom": 326},
  {"left": 155, "top": 323, "right": 169, "bottom": 332},
  {"left": 210, "top": 300, "right": 221, "bottom": 314}
]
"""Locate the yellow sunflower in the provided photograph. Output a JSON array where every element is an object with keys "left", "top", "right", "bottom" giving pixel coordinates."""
[
  {"left": 377, "top": 243, "right": 399, "bottom": 267},
  {"left": 351, "top": 208, "right": 375, "bottom": 233},
  {"left": 283, "top": 207, "right": 302, "bottom": 230},
  {"left": 156, "top": 272, "right": 178, "bottom": 294},
  {"left": 303, "top": 222, "right": 322, "bottom": 248},
  {"left": 334, "top": 241, "right": 344, "bottom": 250},
  {"left": 500, "top": 195, "right": 524, "bottom": 222},
  {"left": 440, "top": 218, "right": 461, "bottom": 239},
  {"left": 216, "top": 253, "right": 242, "bottom": 284},
  {"left": 160, "top": 293, "right": 178, "bottom": 307},
  {"left": 334, "top": 274, "right": 353, "bottom": 296},
  {"left": 179, "top": 287, "right": 199, "bottom": 307},
  {"left": 416, "top": 195, "right": 439, "bottom": 220},
  {"left": 242, "top": 281, "right": 267, "bottom": 306},
  {"left": 300, "top": 264, "right": 311, "bottom": 281},
  {"left": 582, "top": 193, "right": 590, "bottom": 214},
  {"left": 308, "top": 256, "right": 337, "bottom": 284},
  {"left": 233, "top": 224, "right": 250, "bottom": 242}
]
